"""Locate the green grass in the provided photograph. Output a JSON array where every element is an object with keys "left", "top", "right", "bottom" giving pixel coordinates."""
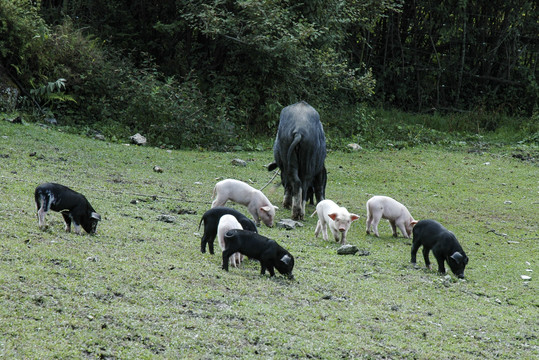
[{"left": 1, "top": 121, "right": 537, "bottom": 359}]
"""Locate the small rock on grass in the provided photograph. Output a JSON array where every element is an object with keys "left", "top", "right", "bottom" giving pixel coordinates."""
[
  {"left": 277, "top": 219, "right": 303, "bottom": 230},
  {"left": 231, "top": 158, "right": 247, "bottom": 167},
  {"left": 337, "top": 245, "right": 370, "bottom": 256},
  {"left": 130, "top": 133, "right": 147, "bottom": 145},
  {"left": 337, "top": 245, "right": 358, "bottom": 255}
]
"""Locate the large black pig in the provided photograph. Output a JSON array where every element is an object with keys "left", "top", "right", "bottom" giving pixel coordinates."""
[
  {"left": 411, "top": 219, "right": 469, "bottom": 278},
  {"left": 268, "top": 101, "right": 326, "bottom": 220}
]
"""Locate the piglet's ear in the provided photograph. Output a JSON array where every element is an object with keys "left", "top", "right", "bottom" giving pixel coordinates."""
[
  {"left": 350, "top": 214, "right": 360, "bottom": 221},
  {"left": 450, "top": 252, "right": 464, "bottom": 263},
  {"left": 410, "top": 220, "right": 418, "bottom": 227},
  {"left": 91, "top": 212, "right": 101, "bottom": 221},
  {"left": 261, "top": 206, "right": 272, "bottom": 213},
  {"left": 280, "top": 254, "right": 292, "bottom": 265},
  {"left": 328, "top": 213, "right": 338, "bottom": 221}
]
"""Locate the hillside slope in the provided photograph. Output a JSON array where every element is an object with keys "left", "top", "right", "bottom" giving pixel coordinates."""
[{"left": 0, "top": 122, "right": 537, "bottom": 359}]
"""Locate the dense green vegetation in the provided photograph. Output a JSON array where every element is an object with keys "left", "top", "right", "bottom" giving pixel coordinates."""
[
  {"left": 1, "top": 1, "right": 537, "bottom": 149},
  {"left": 1, "top": 120, "right": 537, "bottom": 358}
]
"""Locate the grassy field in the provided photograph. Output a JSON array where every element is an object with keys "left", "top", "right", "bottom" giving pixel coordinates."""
[{"left": 0, "top": 121, "right": 537, "bottom": 359}]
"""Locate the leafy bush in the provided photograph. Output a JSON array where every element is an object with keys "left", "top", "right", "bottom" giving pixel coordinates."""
[
  {"left": 0, "top": 0, "right": 48, "bottom": 80},
  {"left": 38, "top": 0, "right": 387, "bottom": 133},
  {"left": 115, "top": 65, "right": 235, "bottom": 149},
  {"left": 0, "top": 6, "right": 235, "bottom": 149},
  {"left": 56, "top": 48, "right": 235, "bottom": 149}
]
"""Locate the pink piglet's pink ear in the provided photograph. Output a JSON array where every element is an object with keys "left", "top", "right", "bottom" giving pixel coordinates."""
[
  {"left": 328, "top": 213, "right": 338, "bottom": 221},
  {"left": 410, "top": 220, "right": 418, "bottom": 227},
  {"left": 350, "top": 214, "right": 360, "bottom": 221}
]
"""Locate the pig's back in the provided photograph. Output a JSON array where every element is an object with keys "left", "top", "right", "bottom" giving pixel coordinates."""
[{"left": 413, "top": 219, "right": 448, "bottom": 243}]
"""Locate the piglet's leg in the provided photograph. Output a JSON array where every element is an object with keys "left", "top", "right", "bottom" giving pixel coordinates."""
[
  {"left": 371, "top": 214, "right": 381, "bottom": 237},
  {"left": 410, "top": 242, "right": 420, "bottom": 265},
  {"left": 389, "top": 220, "right": 398, "bottom": 237},
  {"left": 253, "top": 214, "right": 261, "bottom": 227},
  {"left": 314, "top": 220, "right": 322, "bottom": 238},
  {"left": 321, "top": 221, "right": 329, "bottom": 241},
  {"left": 422, "top": 247, "right": 431, "bottom": 270},
  {"left": 366, "top": 215, "right": 372, "bottom": 234},
  {"left": 36, "top": 193, "right": 49, "bottom": 230},
  {"left": 222, "top": 251, "right": 231, "bottom": 271},
  {"left": 332, "top": 228, "right": 341, "bottom": 243},
  {"left": 396, "top": 221, "right": 410, "bottom": 238},
  {"left": 434, "top": 254, "right": 446, "bottom": 274},
  {"left": 208, "top": 239, "right": 215, "bottom": 255},
  {"left": 200, "top": 230, "right": 209, "bottom": 253},
  {"left": 233, "top": 252, "right": 243, "bottom": 267},
  {"left": 37, "top": 207, "right": 47, "bottom": 229},
  {"left": 259, "top": 262, "right": 267, "bottom": 275},
  {"left": 61, "top": 213, "right": 72, "bottom": 232},
  {"left": 211, "top": 193, "right": 227, "bottom": 208},
  {"left": 229, "top": 253, "right": 241, "bottom": 268},
  {"left": 340, "top": 232, "right": 346, "bottom": 245}
]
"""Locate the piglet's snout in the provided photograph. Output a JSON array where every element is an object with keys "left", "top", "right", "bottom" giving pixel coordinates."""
[{"left": 339, "top": 226, "right": 347, "bottom": 232}]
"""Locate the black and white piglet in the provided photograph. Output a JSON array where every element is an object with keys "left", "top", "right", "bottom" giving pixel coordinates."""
[
  {"left": 411, "top": 219, "right": 469, "bottom": 278},
  {"left": 198, "top": 207, "right": 258, "bottom": 254},
  {"left": 222, "top": 229, "right": 294, "bottom": 278},
  {"left": 35, "top": 183, "right": 101, "bottom": 234}
]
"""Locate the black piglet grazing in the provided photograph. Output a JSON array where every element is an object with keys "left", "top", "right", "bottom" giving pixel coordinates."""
[
  {"left": 35, "top": 183, "right": 101, "bottom": 234},
  {"left": 222, "top": 229, "right": 294, "bottom": 278},
  {"left": 411, "top": 219, "right": 469, "bottom": 278},
  {"left": 198, "top": 207, "right": 258, "bottom": 254}
]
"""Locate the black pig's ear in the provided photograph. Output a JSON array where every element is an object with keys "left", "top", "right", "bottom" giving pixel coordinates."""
[
  {"left": 280, "top": 254, "right": 292, "bottom": 265},
  {"left": 91, "top": 212, "right": 101, "bottom": 221},
  {"left": 450, "top": 252, "right": 464, "bottom": 263}
]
